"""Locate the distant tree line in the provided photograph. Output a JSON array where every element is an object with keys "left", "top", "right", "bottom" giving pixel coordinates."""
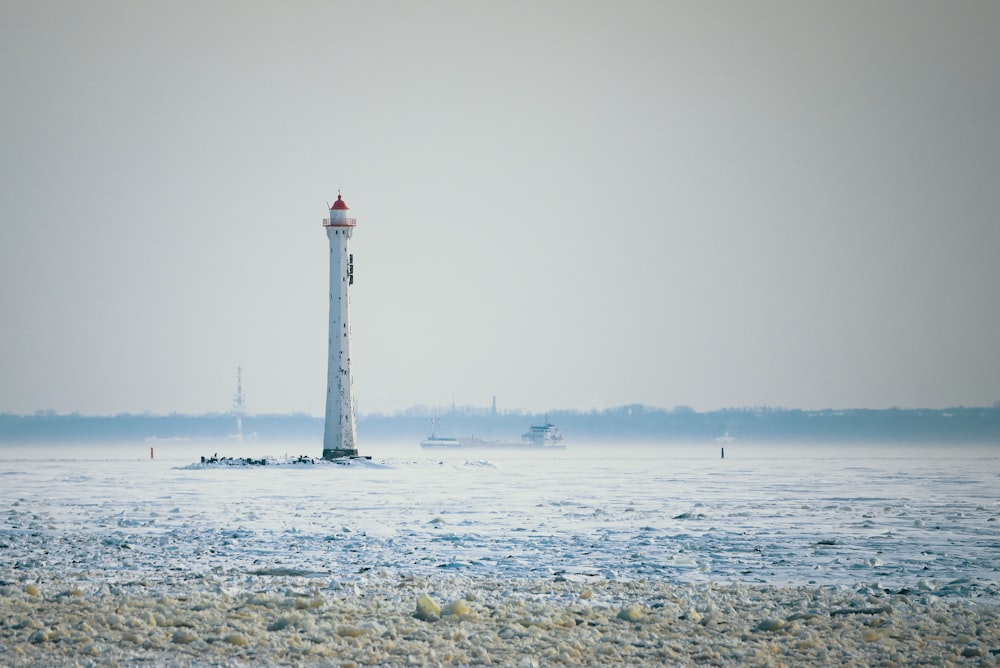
[{"left": 1, "top": 405, "right": 998, "bottom": 444}]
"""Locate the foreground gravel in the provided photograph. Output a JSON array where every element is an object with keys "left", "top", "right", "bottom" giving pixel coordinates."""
[{"left": 1, "top": 572, "right": 998, "bottom": 666}]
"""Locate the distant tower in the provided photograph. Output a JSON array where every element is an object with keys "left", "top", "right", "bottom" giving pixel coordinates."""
[
  {"left": 321, "top": 192, "right": 359, "bottom": 459},
  {"left": 232, "top": 367, "right": 246, "bottom": 440}
]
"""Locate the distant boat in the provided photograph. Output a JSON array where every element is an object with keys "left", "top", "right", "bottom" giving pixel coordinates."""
[
  {"left": 519, "top": 421, "right": 566, "bottom": 448},
  {"left": 419, "top": 434, "right": 463, "bottom": 448},
  {"left": 420, "top": 417, "right": 462, "bottom": 448},
  {"left": 420, "top": 420, "right": 566, "bottom": 450},
  {"left": 715, "top": 431, "right": 734, "bottom": 444}
]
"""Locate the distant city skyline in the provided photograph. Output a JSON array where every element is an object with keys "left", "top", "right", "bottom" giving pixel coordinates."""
[{"left": 2, "top": 2, "right": 999, "bottom": 417}]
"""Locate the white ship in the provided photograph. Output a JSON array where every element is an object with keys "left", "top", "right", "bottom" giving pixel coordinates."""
[
  {"left": 419, "top": 418, "right": 462, "bottom": 448},
  {"left": 420, "top": 420, "right": 566, "bottom": 450},
  {"left": 519, "top": 421, "right": 566, "bottom": 448},
  {"left": 419, "top": 434, "right": 462, "bottom": 448}
]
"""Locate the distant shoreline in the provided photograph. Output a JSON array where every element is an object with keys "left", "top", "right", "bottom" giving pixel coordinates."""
[{"left": 2, "top": 405, "right": 999, "bottom": 444}]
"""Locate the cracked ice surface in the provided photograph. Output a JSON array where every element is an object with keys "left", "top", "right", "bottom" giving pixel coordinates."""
[
  {"left": 1, "top": 441, "right": 998, "bottom": 596},
  {"left": 1, "top": 441, "right": 999, "bottom": 665}
]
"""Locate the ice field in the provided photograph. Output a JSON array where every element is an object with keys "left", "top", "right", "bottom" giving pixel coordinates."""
[
  {"left": 3, "top": 441, "right": 996, "bottom": 594},
  {"left": 1, "top": 440, "right": 998, "bottom": 665}
]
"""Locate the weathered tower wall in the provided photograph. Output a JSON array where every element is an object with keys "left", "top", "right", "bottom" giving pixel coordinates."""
[{"left": 322, "top": 195, "right": 358, "bottom": 459}]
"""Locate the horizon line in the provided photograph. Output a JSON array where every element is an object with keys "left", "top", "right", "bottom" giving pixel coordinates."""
[{"left": 6, "top": 403, "right": 1000, "bottom": 419}]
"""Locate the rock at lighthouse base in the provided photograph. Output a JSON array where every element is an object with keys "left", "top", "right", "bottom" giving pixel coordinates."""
[{"left": 322, "top": 448, "right": 359, "bottom": 460}]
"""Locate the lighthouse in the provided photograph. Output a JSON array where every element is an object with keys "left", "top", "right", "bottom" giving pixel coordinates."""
[{"left": 321, "top": 192, "right": 359, "bottom": 459}]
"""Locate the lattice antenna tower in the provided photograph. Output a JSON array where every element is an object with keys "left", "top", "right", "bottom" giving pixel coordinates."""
[
  {"left": 233, "top": 367, "right": 247, "bottom": 440},
  {"left": 233, "top": 367, "right": 247, "bottom": 415}
]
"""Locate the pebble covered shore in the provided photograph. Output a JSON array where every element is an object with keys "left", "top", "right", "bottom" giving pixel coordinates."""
[{"left": 1, "top": 573, "right": 998, "bottom": 666}]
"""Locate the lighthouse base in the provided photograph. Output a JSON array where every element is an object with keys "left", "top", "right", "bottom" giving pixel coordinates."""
[{"left": 322, "top": 448, "right": 359, "bottom": 461}]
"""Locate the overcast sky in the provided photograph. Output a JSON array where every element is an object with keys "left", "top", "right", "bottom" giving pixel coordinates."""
[{"left": 2, "top": 1, "right": 999, "bottom": 416}]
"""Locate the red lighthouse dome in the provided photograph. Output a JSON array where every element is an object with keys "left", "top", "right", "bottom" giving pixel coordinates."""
[{"left": 323, "top": 191, "right": 356, "bottom": 228}]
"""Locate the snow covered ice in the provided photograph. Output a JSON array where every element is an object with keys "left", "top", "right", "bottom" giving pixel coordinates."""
[{"left": 1, "top": 440, "right": 998, "bottom": 665}]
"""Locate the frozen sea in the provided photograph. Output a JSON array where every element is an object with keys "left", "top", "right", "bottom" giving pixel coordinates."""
[{"left": 2, "top": 440, "right": 998, "bottom": 600}]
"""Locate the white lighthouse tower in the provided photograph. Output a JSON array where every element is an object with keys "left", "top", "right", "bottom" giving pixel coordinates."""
[{"left": 321, "top": 191, "right": 359, "bottom": 459}]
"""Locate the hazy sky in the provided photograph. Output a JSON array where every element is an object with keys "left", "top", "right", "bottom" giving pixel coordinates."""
[{"left": 2, "top": 1, "right": 999, "bottom": 416}]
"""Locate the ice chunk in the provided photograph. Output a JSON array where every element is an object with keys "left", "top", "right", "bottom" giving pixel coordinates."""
[
  {"left": 223, "top": 632, "right": 248, "bottom": 646},
  {"left": 267, "top": 612, "right": 309, "bottom": 631},
  {"left": 415, "top": 593, "right": 441, "bottom": 621},
  {"left": 442, "top": 599, "right": 470, "bottom": 618},
  {"left": 616, "top": 604, "right": 644, "bottom": 622},
  {"left": 171, "top": 629, "right": 198, "bottom": 644},
  {"left": 754, "top": 618, "right": 786, "bottom": 632}
]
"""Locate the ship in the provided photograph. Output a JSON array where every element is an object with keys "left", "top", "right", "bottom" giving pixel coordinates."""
[
  {"left": 519, "top": 421, "right": 566, "bottom": 448},
  {"left": 420, "top": 420, "right": 566, "bottom": 450},
  {"left": 419, "top": 434, "right": 462, "bottom": 448},
  {"left": 419, "top": 417, "right": 462, "bottom": 448}
]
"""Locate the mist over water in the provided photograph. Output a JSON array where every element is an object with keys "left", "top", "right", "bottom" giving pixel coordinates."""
[{"left": 3, "top": 440, "right": 997, "bottom": 598}]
